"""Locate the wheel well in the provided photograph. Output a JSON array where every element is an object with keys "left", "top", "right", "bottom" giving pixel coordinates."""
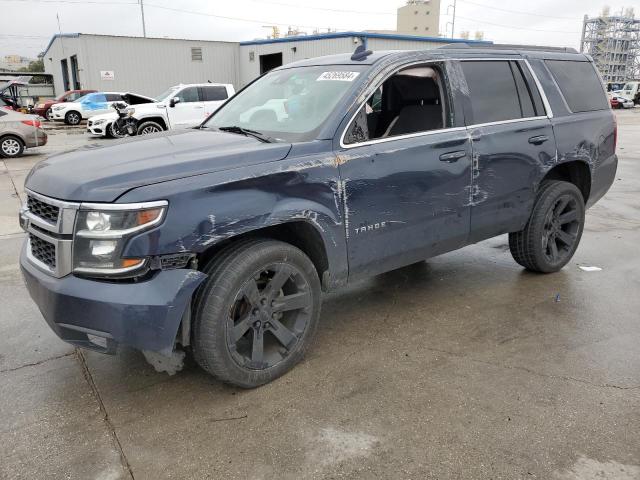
[
  {"left": 138, "top": 116, "right": 167, "bottom": 130},
  {"left": 198, "top": 221, "right": 330, "bottom": 288},
  {"left": 0, "top": 134, "right": 24, "bottom": 144},
  {"left": 542, "top": 161, "right": 591, "bottom": 202}
]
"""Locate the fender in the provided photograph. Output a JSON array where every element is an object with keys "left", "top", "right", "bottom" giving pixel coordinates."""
[{"left": 118, "top": 149, "right": 349, "bottom": 288}]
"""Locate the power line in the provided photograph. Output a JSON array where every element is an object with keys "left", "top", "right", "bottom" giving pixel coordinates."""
[
  {"left": 455, "top": 15, "right": 582, "bottom": 34},
  {"left": 142, "top": 2, "right": 377, "bottom": 30},
  {"left": 0, "top": 0, "right": 136, "bottom": 4},
  {"left": 456, "top": 0, "right": 579, "bottom": 20},
  {"left": 242, "top": 0, "right": 395, "bottom": 16}
]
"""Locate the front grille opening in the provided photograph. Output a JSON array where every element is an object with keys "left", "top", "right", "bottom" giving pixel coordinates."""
[
  {"left": 27, "top": 196, "right": 60, "bottom": 224},
  {"left": 30, "top": 234, "right": 56, "bottom": 269}
]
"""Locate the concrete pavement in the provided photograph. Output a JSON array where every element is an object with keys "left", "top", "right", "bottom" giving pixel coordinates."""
[{"left": 1, "top": 115, "right": 639, "bottom": 479}]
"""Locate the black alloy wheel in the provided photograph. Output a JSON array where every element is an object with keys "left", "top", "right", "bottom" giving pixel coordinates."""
[
  {"left": 227, "top": 263, "right": 313, "bottom": 370},
  {"left": 541, "top": 194, "right": 581, "bottom": 265},
  {"left": 509, "top": 180, "right": 585, "bottom": 273},
  {"left": 192, "top": 239, "right": 321, "bottom": 388}
]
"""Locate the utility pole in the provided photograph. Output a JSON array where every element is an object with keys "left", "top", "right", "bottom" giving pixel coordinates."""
[
  {"left": 446, "top": 0, "right": 457, "bottom": 39},
  {"left": 451, "top": 0, "right": 457, "bottom": 39},
  {"left": 140, "top": 0, "right": 147, "bottom": 38}
]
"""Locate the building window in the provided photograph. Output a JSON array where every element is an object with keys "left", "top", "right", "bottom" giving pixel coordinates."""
[
  {"left": 426, "top": 11, "right": 430, "bottom": 14},
  {"left": 191, "top": 47, "right": 203, "bottom": 62},
  {"left": 414, "top": 26, "right": 418, "bottom": 30}
]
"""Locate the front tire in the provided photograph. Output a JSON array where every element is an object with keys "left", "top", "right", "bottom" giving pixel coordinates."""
[
  {"left": 0, "top": 135, "right": 25, "bottom": 158},
  {"left": 45, "top": 108, "right": 54, "bottom": 121},
  {"left": 192, "top": 239, "right": 321, "bottom": 388},
  {"left": 509, "top": 180, "right": 585, "bottom": 273},
  {"left": 65, "top": 111, "right": 81, "bottom": 125},
  {"left": 137, "top": 120, "right": 163, "bottom": 135}
]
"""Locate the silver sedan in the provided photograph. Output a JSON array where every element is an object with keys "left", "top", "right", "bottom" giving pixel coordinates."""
[{"left": 0, "top": 108, "right": 48, "bottom": 158}]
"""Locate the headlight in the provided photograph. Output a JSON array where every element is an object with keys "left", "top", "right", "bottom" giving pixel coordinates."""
[
  {"left": 53, "top": 105, "right": 65, "bottom": 111},
  {"left": 92, "top": 119, "right": 107, "bottom": 125},
  {"left": 73, "top": 201, "right": 167, "bottom": 278}
]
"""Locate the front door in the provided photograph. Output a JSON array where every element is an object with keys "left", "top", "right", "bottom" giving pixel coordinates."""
[
  {"left": 167, "top": 86, "right": 205, "bottom": 129},
  {"left": 338, "top": 131, "right": 472, "bottom": 279},
  {"left": 459, "top": 59, "right": 557, "bottom": 242}
]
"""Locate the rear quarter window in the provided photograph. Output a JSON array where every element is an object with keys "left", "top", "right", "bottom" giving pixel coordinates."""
[{"left": 545, "top": 60, "right": 609, "bottom": 113}]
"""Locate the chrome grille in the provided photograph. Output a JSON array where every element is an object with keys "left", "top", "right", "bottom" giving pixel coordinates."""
[
  {"left": 29, "top": 234, "right": 56, "bottom": 269},
  {"left": 22, "top": 190, "right": 79, "bottom": 278},
  {"left": 27, "top": 195, "right": 60, "bottom": 224}
]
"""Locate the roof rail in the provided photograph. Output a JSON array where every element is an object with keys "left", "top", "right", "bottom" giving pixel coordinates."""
[{"left": 438, "top": 43, "right": 578, "bottom": 54}]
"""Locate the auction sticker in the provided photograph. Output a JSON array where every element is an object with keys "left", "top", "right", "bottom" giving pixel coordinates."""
[{"left": 317, "top": 71, "right": 360, "bottom": 82}]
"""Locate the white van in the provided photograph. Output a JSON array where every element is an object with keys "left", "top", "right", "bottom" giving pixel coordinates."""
[{"left": 87, "top": 83, "right": 235, "bottom": 137}]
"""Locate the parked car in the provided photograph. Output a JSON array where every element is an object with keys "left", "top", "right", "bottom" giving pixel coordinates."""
[
  {"left": 0, "top": 109, "right": 47, "bottom": 158},
  {"left": 617, "top": 81, "right": 640, "bottom": 105},
  {"left": 19, "top": 46, "right": 617, "bottom": 388},
  {"left": 610, "top": 95, "right": 634, "bottom": 109},
  {"left": 50, "top": 92, "right": 127, "bottom": 125},
  {"left": 87, "top": 84, "right": 235, "bottom": 137},
  {"left": 33, "top": 89, "right": 96, "bottom": 121}
]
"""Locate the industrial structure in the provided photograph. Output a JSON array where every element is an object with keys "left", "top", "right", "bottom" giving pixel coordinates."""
[
  {"left": 580, "top": 7, "right": 640, "bottom": 83},
  {"left": 42, "top": 31, "right": 488, "bottom": 97},
  {"left": 396, "top": 0, "right": 441, "bottom": 36}
]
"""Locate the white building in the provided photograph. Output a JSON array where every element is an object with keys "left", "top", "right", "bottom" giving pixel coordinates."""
[{"left": 43, "top": 32, "right": 489, "bottom": 97}]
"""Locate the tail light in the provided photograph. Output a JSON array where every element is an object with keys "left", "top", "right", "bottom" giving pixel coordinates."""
[{"left": 21, "top": 120, "right": 42, "bottom": 128}]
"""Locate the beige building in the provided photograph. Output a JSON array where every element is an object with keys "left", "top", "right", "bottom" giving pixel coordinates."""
[{"left": 397, "top": 0, "right": 441, "bottom": 36}]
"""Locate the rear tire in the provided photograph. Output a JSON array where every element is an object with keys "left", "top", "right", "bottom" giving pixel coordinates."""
[
  {"left": 509, "top": 180, "right": 585, "bottom": 273},
  {"left": 137, "top": 121, "right": 164, "bottom": 135},
  {"left": 65, "top": 111, "right": 81, "bottom": 125},
  {"left": 192, "top": 239, "right": 321, "bottom": 388},
  {"left": 0, "top": 135, "right": 25, "bottom": 158}
]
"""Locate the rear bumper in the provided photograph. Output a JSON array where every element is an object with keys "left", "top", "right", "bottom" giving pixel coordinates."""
[
  {"left": 588, "top": 153, "right": 618, "bottom": 208},
  {"left": 20, "top": 243, "right": 207, "bottom": 355},
  {"left": 25, "top": 130, "right": 47, "bottom": 148}
]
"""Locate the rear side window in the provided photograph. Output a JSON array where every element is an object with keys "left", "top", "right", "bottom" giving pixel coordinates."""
[
  {"left": 201, "top": 86, "right": 228, "bottom": 101},
  {"left": 105, "top": 94, "right": 122, "bottom": 102},
  {"left": 545, "top": 60, "right": 608, "bottom": 112},
  {"left": 462, "top": 61, "right": 532, "bottom": 124}
]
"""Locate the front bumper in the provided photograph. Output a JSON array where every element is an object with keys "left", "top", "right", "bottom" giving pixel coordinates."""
[
  {"left": 87, "top": 121, "right": 108, "bottom": 136},
  {"left": 51, "top": 110, "right": 66, "bottom": 120},
  {"left": 20, "top": 244, "right": 206, "bottom": 355}
]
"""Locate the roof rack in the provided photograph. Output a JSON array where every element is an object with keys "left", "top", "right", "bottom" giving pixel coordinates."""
[{"left": 437, "top": 43, "right": 578, "bottom": 54}]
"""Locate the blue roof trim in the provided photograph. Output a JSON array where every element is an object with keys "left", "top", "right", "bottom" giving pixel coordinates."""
[
  {"left": 240, "top": 31, "right": 492, "bottom": 46},
  {"left": 42, "top": 33, "right": 80, "bottom": 56}
]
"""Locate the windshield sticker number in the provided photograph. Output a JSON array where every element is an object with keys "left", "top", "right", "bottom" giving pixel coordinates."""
[{"left": 317, "top": 71, "right": 360, "bottom": 82}]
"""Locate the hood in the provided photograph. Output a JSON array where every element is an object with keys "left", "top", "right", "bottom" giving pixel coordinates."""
[
  {"left": 88, "top": 111, "right": 118, "bottom": 121},
  {"left": 122, "top": 92, "right": 156, "bottom": 104},
  {"left": 25, "top": 129, "right": 293, "bottom": 202}
]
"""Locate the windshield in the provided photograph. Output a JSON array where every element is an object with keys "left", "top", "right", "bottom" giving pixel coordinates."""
[
  {"left": 70, "top": 94, "right": 89, "bottom": 103},
  {"left": 623, "top": 83, "right": 634, "bottom": 91},
  {"left": 204, "top": 65, "right": 366, "bottom": 142},
  {"left": 155, "top": 87, "right": 180, "bottom": 102}
]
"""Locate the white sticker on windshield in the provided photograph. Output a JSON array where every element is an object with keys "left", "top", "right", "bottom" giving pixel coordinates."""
[{"left": 317, "top": 71, "right": 360, "bottom": 82}]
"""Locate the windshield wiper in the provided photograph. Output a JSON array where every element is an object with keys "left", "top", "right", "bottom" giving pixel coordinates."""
[{"left": 218, "top": 126, "right": 275, "bottom": 143}]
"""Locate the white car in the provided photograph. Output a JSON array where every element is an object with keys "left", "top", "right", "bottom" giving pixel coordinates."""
[
  {"left": 87, "top": 83, "right": 235, "bottom": 137},
  {"left": 51, "top": 92, "right": 129, "bottom": 125}
]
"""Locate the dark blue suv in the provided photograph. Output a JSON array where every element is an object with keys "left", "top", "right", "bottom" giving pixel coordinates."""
[{"left": 19, "top": 45, "right": 617, "bottom": 387}]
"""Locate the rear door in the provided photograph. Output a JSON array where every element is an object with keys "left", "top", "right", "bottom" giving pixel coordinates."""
[
  {"left": 200, "top": 85, "right": 230, "bottom": 119},
  {"left": 167, "top": 86, "right": 204, "bottom": 128},
  {"left": 460, "top": 59, "right": 557, "bottom": 242}
]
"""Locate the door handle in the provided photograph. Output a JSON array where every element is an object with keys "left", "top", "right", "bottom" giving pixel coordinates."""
[
  {"left": 528, "top": 135, "right": 549, "bottom": 145},
  {"left": 440, "top": 151, "right": 467, "bottom": 163}
]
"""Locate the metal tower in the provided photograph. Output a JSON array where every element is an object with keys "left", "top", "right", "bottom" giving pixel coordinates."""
[{"left": 580, "top": 9, "right": 640, "bottom": 83}]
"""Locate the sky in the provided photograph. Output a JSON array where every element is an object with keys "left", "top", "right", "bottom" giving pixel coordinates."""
[{"left": 0, "top": 0, "right": 636, "bottom": 59}]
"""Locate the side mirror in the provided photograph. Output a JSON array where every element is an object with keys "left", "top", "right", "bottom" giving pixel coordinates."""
[
  {"left": 169, "top": 97, "right": 181, "bottom": 108},
  {"left": 62, "top": 98, "right": 68, "bottom": 102}
]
